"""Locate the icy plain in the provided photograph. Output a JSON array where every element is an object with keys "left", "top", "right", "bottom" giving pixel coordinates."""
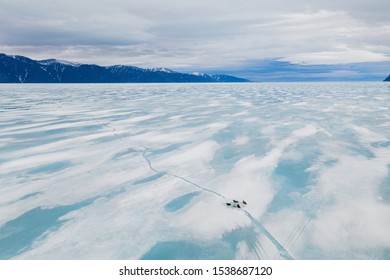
[{"left": 0, "top": 82, "right": 389, "bottom": 259}]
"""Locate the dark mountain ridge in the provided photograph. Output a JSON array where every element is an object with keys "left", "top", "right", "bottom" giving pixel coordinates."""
[{"left": 0, "top": 53, "right": 249, "bottom": 83}]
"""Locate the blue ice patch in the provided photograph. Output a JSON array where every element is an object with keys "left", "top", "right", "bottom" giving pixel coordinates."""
[
  {"left": 0, "top": 198, "right": 95, "bottom": 259},
  {"left": 164, "top": 192, "right": 200, "bottom": 212},
  {"left": 27, "top": 160, "right": 72, "bottom": 174},
  {"left": 148, "top": 142, "right": 190, "bottom": 157},
  {"left": 133, "top": 172, "right": 166, "bottom": 185},
  {"left": 141, "top": 240, "right": 234, "bottom": 260}
]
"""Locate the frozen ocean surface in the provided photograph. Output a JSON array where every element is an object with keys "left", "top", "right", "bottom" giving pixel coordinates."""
[{"left": 0, "top": 82, "right": 389, "bottom": 260}]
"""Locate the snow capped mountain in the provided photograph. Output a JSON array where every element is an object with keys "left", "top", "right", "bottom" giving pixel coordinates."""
[
  {"left": 38, "top": 59, "right": 81, "bottom": 67},
  {"left": 0, "top": 53, "right": 249, "bottom": 83},
  {"left": 150, "top": 67, "right": 176, "bottom": 73},
  {"left": 191, "top": 72, "right": 207, "bottom": 76}
]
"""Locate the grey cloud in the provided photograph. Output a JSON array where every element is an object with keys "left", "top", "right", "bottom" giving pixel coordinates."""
[
  {"left": 0, "top": 1, "right": 153, "bottom": 46},
  {"left": 1, "top": 0, "right": 389, "bottom": 69}
]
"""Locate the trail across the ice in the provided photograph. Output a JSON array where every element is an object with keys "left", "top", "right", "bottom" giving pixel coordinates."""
[
  {"left": 284, "top": 200, "right": 323, "bottom": 250},
  {"left": 243, "top": 210, "right": 294, "bottom": 259}
]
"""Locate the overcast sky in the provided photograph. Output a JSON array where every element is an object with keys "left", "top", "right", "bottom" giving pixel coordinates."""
[{"left": 1, "top": 0, "right": 389, "bottom": 78}]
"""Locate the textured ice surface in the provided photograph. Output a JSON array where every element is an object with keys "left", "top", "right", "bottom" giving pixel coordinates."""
[{"left": 0, "top": 83, "right": 389, "bottom": 259}]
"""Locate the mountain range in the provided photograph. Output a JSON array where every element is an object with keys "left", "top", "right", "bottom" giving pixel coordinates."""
[{"left": 0, "top": 53, "right": 249, "bottom": 83}]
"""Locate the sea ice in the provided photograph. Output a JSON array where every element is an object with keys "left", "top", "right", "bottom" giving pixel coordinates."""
[{"left": 0, "top": 82, "right": 389, "bottom": 259}]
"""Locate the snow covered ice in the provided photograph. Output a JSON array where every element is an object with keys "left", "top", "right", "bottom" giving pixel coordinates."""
[{"left": 0, "top": 82, "right": 389, "bottom": 259}]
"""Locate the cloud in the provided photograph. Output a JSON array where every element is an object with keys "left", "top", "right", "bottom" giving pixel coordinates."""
[
  {"left": 1, "top": 0, "right": 390, "bottom": 70},
  {"left": 282, "top": 48, "right": 390, "bottom": 65}
]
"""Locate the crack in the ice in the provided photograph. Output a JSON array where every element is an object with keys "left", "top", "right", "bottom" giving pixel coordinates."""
[
  {"left": 101, "top": 122, "right": 227, "bottom": 198},
  {"left": 100, "top": 121, "right": 294, "bottom": 260},
  {"left": 169, "top": 173, "right": 226, "bottom": 199}
]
